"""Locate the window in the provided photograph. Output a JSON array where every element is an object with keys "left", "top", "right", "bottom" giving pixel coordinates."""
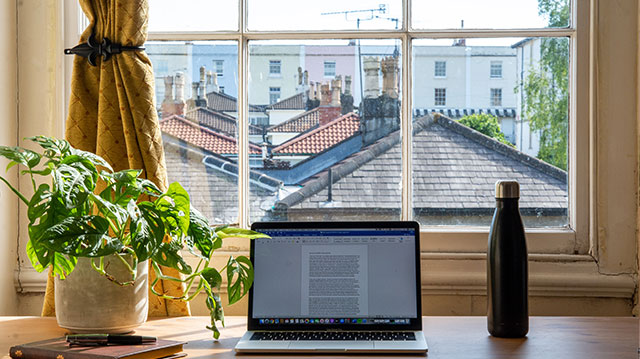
[
  {"left": 213, "top": 60, "right": 224, "bottom": 77},
  {"left": 269, "top": 60, "right": 281, "bottom": 76},
  {"left": 434, "top": 61, "right": 446, "bottom": 77},
  {"left": 143, "top": 0, "right": 590, "bottom": 252},
  {"left": 434, "top": 88, "right": 446, "bottom": 106},
  {"left": 269, "top": 87, "right": 281, "bottom": 104},
  {"left": 219, "top": 86, "right": 225, "bottom": 93},
  {"left": 324, "top": 61, "right": 336, "bottom": 77},
  {"left": 490, "top": 88, "right": 502, "bottom": 106},
  {"left": 490, "top": 61, "right": 503, "bottom": 78}
]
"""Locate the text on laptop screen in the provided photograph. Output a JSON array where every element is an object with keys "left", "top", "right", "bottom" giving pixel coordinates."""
[{"left": 252, "top": 227, "right": 417, "bottom": 324}]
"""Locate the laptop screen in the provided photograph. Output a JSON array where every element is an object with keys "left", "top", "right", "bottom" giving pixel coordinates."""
[{"left": 248, "top": 221, "right": 422, "bottom": 331}]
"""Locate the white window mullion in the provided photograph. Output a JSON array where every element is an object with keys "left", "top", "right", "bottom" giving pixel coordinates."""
[
  {"left": 238, "top": 0, "right": 249, "bottom": 228},
  {"left": 401, "top": 34, "right": 412, "bottom": 220}
]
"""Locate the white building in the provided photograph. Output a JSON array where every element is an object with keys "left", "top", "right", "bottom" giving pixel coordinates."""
[{"left": 512, "top": 38, "right": 543, "bottom": 157}]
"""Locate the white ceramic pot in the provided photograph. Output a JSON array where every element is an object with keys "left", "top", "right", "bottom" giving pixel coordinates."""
[{"left": 55, "top": 254, "right": 148, "bottom": 334}]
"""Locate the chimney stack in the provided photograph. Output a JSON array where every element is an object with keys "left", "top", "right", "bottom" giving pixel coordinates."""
[
  {"left": 161, "top": 75, "right": 175, "bottom": 117},
  {"left": 363, "top": 57, "right": 381, "bottom": 98},
  {"left": 318, "top": 79, "right": 342, "bottom": 126},
  {"left": 174, "top": 72, "right": 185, "bottom": 116},
  {"left": 196, "top": 66, "right": 208, "bottom": 107},
  {"left": 381, "top": 56, "right": 399, "bottom": 99}
]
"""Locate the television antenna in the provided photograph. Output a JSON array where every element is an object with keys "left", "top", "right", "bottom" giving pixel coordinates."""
[{"left": 321, "top": 4, "right": 398, "bottom": 105}]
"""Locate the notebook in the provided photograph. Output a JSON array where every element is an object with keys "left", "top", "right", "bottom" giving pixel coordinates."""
[
  {"left": 9, "top": 337, "right": 185, "bottom": 359},
  {"left": 235, "top": 221, "right": 428, "bottom": 354}
]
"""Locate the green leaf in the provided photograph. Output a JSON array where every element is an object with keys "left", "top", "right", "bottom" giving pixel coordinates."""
[
  {"left": 70, "top": 148, "right": 113, "bottom": 172},
  {"left": 27, "top": 184, "right": 51, "bottom": 223},
  {"left": 129, "top": 202, "right": 164, "bottom": 262},
  {"left": 152, "top": 240, "right": 192, "bottom": 274},
  {"left": 51, "top": 253, "right": 78, "bottom": 279},
  {"left": 38, "top": 216, "right": 122, "bottom": 257},
  {"left": 26, "top": 239, "right": 46, "bottom": 272},
  {"left": 27, "top": 136, "right": 71, "bottom": 161},
  {"left": 187, "top": 208, "right": 215, "bottom": 259},
  {"left": 226, "top": 255, "right": 254, "bottom": 304},
  {"left": 201, "top": 267, "right": 222, "bottom": 289},
  {"left": 0, "top": 146, "right": 41, "bottom": 170},
  {"left": 216, "top": 227, "right": 270, "bottom": 240},
  {"left": 203, "top": 283, "right": 224, "bottom": 339},
  {"left": 161, "top": 182, "right": 191, "bottom": 234}
]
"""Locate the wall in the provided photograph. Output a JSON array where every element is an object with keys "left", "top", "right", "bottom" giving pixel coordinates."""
[{"left": 0, "top": 0, "right": 19, "bottom": 315}]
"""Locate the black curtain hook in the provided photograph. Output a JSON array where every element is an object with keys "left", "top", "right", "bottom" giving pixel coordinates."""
[{"left": 64, "top": 34, "right": 145, "bottom": 66}]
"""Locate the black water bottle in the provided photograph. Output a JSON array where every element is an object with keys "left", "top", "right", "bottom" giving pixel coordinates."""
[{"left": 487, "top": 180, "right": 528, "bottom": 338}]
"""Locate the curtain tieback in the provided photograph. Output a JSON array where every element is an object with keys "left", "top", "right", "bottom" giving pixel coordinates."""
[{"left": 64, "top": 34, "right": 145, "bottom": 66}]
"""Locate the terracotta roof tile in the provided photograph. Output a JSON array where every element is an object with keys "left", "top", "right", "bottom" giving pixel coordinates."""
[
  {"left": 273, "top": 112, "right": 360, "bottom": 155},
  {"left": 268, "top": 108, "right": 320, "bottom": 133},
  {"left": 185, "top": 107, "right": 262, "bottom": 136},
  {"left": 267, "top": 92, "right": 306, "bottom": 110},
  {"left": 160, "top": 115, "right": 261, "bottom": 155}
]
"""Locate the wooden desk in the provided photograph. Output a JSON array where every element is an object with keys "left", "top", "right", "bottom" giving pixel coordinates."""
[{"left": 1, "top": 316, "right": 637, "bottom": 358}]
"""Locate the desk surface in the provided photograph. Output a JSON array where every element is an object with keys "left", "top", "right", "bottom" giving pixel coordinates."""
[{"left": 1, "top": 316, "right": 638, "bottom": 359}]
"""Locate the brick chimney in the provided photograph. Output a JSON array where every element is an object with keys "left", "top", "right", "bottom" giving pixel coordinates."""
[
  {"left": 161, "top": 75, "right": 174, "bottom": 117},
  {"left": 318, "top": 79, "right": 342, "bottom": 126},
  {"left": 174, "top": 72, "right": 185, "bottom": 116},
  {"left": 363, "top": 56, "right": 380, "bottom": 99},
  {"left": 381, "top": 56, "right": 399, "bottom": 99}
]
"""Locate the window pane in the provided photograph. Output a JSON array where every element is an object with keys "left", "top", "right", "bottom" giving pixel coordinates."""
[
  {"left": 413, "top": 0, "right": 570, "bottom": 30},
  {"left": 148, "top": 0, "right": 238, "bottom": 32},
  {"left": 248, "top": 0, "right": 401, "bottom": 31},
  {"left": 146, "top": 41, "right": 241, "bottom": 224},
  {"left": 412, "top": 38, "right": 569, "bottom": 227},
  {"left": 248, "top": 40, "right": 402, "bottom": 222}
]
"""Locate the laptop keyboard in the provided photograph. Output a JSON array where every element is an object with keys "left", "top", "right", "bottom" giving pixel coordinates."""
[{"left": 250, "top": 331, "right": 416, "bottom": 341}]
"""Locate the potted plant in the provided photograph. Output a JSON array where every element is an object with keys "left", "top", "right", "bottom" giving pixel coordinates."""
[{"left": 0, "top": 136, "right": 267, "bottom": 338}]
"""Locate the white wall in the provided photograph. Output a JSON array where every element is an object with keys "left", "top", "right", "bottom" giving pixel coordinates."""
[{"left": 0, "top": 0, "right": 19, "bottom": 315}]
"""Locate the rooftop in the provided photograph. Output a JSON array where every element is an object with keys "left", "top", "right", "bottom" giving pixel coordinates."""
[
  {"left": 266, "top": 92, "right": 306, "bottom": 110},
  {"left": 160, "top": 115, "right": 262, "bottom": 156},
  {"left": 272, "top": 112, "right": 360, "bottom": 155},
  {"left": 206, "top": 91, "right": 263, "bottom": 112},
  {"left": 268, "top": 108, "right": 320, "bottom": 133},
  {"left": 185, "top": 107, "right": 263, "bottom": 136}
]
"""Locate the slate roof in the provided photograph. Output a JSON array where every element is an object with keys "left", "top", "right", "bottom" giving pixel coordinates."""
[
  {"left": 266, "top": 92, "right": 306, "bottom": 110},
  {"left": 160, "top": 115, "right": 261, "bottom": 155},
  {"left": 276, "top": 113, "right": 566, "bottom": 212},
  {"left": 206, "top": 91, "right": 263, "bottom": 112},
  {"left": 272, "top": 112, "right": 360, "bottom": 155},
  {"left": 268, "top": 108, "right": 320, "bottom": 133},
  {"left": 413, "top": 108, "right": 517, "bottom": 119},
  {"left": 185, "top": 107, "right": 263, "bottom": 136}
]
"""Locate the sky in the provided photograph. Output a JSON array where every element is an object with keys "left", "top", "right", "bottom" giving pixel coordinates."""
[{"left": 148, "top": 0, "right": 557, "bottom": 34}]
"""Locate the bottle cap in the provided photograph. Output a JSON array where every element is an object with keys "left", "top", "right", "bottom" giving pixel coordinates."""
[{"left": 495, "top": 180, "right": 519, "bottom": 199}]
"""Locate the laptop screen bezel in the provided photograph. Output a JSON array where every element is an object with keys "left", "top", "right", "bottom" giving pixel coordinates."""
[{"left": 247, "top": 221, "right": 422, "bottom": 332}]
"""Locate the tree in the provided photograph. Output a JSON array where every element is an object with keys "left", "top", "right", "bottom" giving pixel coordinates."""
[
  {"left": 521, "top": 0, "right": 570, "bottom": 170},
  {"left": 459, "top": 113, "right": 514, "bottom": 147}
]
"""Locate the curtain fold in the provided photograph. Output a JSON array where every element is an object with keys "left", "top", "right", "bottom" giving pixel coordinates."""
[{"left": 42, "top": 0, "right": 190, "bottom": 317}]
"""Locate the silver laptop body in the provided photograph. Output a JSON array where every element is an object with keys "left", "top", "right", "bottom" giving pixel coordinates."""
[{"left": 235, "top": 221, "right": 428, "bottom": 354}]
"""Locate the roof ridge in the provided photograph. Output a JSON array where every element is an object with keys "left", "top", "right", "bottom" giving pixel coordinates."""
[
  {"left": 268, "top": 107, "right": 319, "bottom": 132},
  {"left": 187, "top": 106, "right": 237, "bottom": 122},
  {"left": 273, "top": 111, "right": 358, "bottom": 152},
  {"left": 430, "top": 113, "right": 567, "bottom": 181},
  {"left": 267, "top": 92, "right": 304, "bottom": 109},
  {"left": 162, "top": 115, "right": 262, "bottom": 150},
  {"left": 275, "top": 125, "right": 400, "bottom": 209}
]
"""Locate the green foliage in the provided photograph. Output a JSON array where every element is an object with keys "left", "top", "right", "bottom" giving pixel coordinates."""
[
  {"left": 521, "top": 0, "right": 570, "bottom": 170},
  {"left": 0, "top": 136, "right": 269, "bottom": 338},
  {"left": 458, "top": 113, "right": 514, "bottom": 147}
]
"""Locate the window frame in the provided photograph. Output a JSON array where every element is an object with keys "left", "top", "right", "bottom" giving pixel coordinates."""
[
  {"left": 141, "top": 0, "right": 589, "bottom": 255},
  {"left": 269, "top": 86, "right": 281, "bottom": 104},
  {"left": 434, "top": 60, "right": 446, "bottom": 78},
  {"left": 434, "top": 87, "right": 446, "bottom": 106},
  {"left": 490, "top": 60, "right": 503, "bottom": 79},
  {"left": 213, "top": 59, "right": 224, "bottom": 77},
  {"left": 269, "top": 59, "right": 281, "bottom": 76},
  {"left": 323, "top": 60, "right": 336, "bottom": 77},
  {"left": 490, "top": 88, "right": 502, "bottom": 107}
]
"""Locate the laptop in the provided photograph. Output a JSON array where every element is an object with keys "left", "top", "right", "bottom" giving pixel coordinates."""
[{"left": 235, "top": 221, "right": 428, "bottom": 354}]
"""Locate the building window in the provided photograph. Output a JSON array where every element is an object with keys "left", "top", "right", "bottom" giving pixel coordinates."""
[
  {"left": 213, "top": 60, "right": 224, "bottom": 77},
  {"left": 219, "top": 86, "right": 225, "bottom": 94},
  {"left": 434, "top": 61, "right": 446, "bottom": 77},
  {"left": 324, "top": 61, "right": 336, "bottom": 77},
  {"left": 490, "top": 61, "right": 503, "bottom": 78},
  {"left": 269, "top": 60, "right": 281, "bottom": 76},
  {"left": 269, "top": 87, "right": 281, "bottom": 104},
  {"left": 491, "top": 88, "right": 502, "bottom": 106},
  {"left": 434, "top": 88, "right": 446, "bottom": 106}
]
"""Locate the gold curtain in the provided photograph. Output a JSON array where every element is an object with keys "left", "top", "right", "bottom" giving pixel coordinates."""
[{"left": 42, "top": 0, "right": 190, "bottom": 317}]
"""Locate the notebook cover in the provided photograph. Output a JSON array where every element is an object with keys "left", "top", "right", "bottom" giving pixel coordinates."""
[{"left": 9, "top": 337, "right": 185, "bottom": 359}]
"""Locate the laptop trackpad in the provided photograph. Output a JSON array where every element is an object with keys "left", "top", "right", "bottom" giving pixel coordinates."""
[{"left": 289, "top": 341, "right": 375, "bottom": 350}]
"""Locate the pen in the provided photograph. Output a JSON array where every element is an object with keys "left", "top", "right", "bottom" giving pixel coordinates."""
[{"left": 66, "top": 334, "right": 157, "bottom": 346}]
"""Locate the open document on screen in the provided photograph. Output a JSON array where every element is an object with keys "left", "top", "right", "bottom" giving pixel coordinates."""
[{"left": 251, "top": 228, "right": 417, "bottom": 321}]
